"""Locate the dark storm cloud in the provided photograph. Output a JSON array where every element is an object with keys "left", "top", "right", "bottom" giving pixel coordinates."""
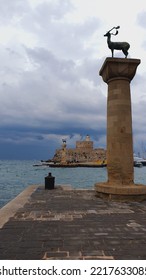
[{"left": 0, "top": 40, "right": 107, "bottom": 159}]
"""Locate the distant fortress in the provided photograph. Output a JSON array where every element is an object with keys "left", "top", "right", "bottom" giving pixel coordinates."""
[{"left": 52, "top": 135, "right": 106, "bottom": 164}]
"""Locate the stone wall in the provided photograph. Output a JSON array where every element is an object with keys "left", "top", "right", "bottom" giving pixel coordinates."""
[{"left": 52, "top": 136, "right": 106, "bottom": 163}]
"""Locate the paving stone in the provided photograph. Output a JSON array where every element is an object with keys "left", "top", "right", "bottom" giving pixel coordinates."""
[
  {"left": 43, "top": 251, "right": 69, "bottom": 259},
  {"left": 1, "top": 186, "right": 146, "bottom": 259}
]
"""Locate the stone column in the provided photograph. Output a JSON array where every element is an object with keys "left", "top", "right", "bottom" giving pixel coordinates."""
[
  {"left": 101, "top": 58, "right": 140, "bottom": 185},
  {"left": 95, "top": 58, "right": 146, "bottom": 201}
]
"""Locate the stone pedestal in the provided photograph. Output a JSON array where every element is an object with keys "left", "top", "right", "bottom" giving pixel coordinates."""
[{"left": 95, "top": 58, "right": 146, "bottom": 201}]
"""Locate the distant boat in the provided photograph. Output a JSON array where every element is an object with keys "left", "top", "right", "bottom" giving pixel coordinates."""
[
  {"left": 134, "top": 161, "right": 143, "bottom": 167},
  {"left": 134, "top": 154, "right": 146, "bottom": 166}
]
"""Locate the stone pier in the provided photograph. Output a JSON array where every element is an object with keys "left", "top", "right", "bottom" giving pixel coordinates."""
[{"left": 95, "top": 57, "right": 146, "bottom": 201}]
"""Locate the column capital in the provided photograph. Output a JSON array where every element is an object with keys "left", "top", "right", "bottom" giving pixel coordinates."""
[{"left": 99, "top": 57, "right": 141, "bottom": 84}]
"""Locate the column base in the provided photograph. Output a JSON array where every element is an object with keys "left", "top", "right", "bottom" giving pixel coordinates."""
[{"left": 95, "top": 182, "right": 146, "bottom": 202}]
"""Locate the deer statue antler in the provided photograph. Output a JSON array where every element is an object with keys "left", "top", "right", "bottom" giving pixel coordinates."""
[{"left": 107, "top": 26, "right": 120, "bottom": 33}]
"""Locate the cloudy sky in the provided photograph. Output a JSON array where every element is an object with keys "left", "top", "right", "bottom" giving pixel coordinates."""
[{"left": 0, "top": 0, "right": 146, "bottom": 160}]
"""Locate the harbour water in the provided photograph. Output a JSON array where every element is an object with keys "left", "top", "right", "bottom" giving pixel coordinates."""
[{"left": 0, "top": 160, "right": 146, "bottom": 208}]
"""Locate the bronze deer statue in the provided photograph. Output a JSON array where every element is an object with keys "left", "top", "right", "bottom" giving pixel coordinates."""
[{"left": 104, "top": 26, "right": 130, "bottom": 58}]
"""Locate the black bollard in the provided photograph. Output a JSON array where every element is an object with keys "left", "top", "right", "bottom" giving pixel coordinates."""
[{"left": 45, "top": 172, "right": 55, "bottom": 189}]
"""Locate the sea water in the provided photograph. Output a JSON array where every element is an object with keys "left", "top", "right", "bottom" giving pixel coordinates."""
[{"left": 0, "top": 160, "right": 146, "bottom": 208}]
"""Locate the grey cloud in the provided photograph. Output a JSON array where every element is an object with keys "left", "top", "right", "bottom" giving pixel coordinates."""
[
  {"left": 0, "top": 41, "right": 106, "bottom": 133},
  {"left": 34, "top": 0, "right": 74, "bottom": 21},
  {"left": 46, "top": 18, "right": 101, "bottom": 59},
  {"left": 137, "top": 11, "right": 146, "bottom": 28},
  {"left": 0, "top": 0, "right": 29, "bottom": 23},
  {"left": 141, "top": 41, "right": 146, "bottom": 51},
  {"left": 136, "top": 11, "right": 146, "bottom": 50},
  {"left": 77, "top": 58, "right": 103, "bottom": 86},
  {"left": 136, "top": 11, "right": 146, "bottom": 51},
  {"left": 69, "top": 17, "right": 101, "bottom": 39},
  {"left": 0, "top": 0, "right": 73, "bottom": 25},
  {"left": 19, "top": 0, "right": 74, "bottom": 36},
  {"left": 25, "top": 47, "right": 77, "bottom": 82},
  {"left": 133, "top": 100, "right": 146, "bottom": 129},
  {"left": 21, "top": 12, "right": 101, "bottom": 60}
]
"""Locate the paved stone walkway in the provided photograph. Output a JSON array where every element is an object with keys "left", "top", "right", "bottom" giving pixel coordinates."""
[{"left": 0, "top": 185, "right": 146, "bottom": 259}]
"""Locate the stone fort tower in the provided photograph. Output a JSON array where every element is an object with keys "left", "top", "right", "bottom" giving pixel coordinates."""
[{"left": 76, "top": 135, "right": 93, "bottom": 151}]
